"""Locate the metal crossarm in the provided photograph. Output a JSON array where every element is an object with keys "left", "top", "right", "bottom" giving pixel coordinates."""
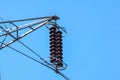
[{"left": 0, "top": 16, "right": 59, "bottom": 49}]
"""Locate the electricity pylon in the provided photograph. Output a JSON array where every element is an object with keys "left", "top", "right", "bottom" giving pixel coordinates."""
[{"left": 0, "top": 16, "right": 70, "bottom": 80}]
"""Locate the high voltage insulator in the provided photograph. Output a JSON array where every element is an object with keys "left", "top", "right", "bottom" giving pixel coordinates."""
[
  {"left": 49, "top": 27, "right": 57, "bottom": 63},
  {"left": 49, "top": 27, "right": 63, "bottom": 67},
  {"left": 56, "top": 31, "right": 63, "bottom": 67}
]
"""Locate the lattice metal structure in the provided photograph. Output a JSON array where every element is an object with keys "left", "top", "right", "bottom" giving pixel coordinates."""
[{"left": 0, "top": 16, "right": 70, "bottom": 80}]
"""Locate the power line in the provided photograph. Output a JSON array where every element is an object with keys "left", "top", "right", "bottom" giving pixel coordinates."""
[
  {"left": 18, "top": 40, "right": 55, "bottom": 68},
  {"left": 0, "top": 42, "right": 70, "bottom": 80},
  {"left": 3, "top": 42, "right": 55, "bottom": 70}
]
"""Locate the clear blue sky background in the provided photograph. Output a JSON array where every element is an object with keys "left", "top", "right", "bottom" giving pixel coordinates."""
[{"left": 0, "top": 0, "right": 120, "bottom": 80}]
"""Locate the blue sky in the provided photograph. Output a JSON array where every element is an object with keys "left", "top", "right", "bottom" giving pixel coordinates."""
[{"left": 0, "top": 0, "right": 120, "bottom": 80}]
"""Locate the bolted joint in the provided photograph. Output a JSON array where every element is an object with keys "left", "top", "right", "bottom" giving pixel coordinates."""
[{"left": 51, "top": 15, "right": 60, "bottom": 20}]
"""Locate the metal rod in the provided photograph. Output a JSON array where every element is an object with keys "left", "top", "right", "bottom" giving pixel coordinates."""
[
  {"left": 0, "top": 16, "right": 59, "bottom": 24},
  {"left": 0, "top": 16, "right": 51, "bottom": 24}
]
